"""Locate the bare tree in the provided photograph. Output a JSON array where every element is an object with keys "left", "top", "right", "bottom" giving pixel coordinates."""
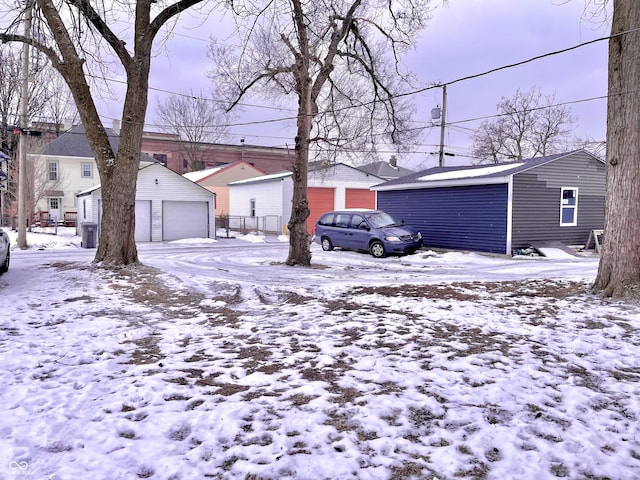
[
  {"left": 0, "top": 43, "right": 51, "bottom": 155},
  {"left": 41, "top": 71, "right": 79, "bottom": 136},
  {"left": 593, "top": 0, "right": 640, "bottom": 297},
  {"left": 1, "top": 0, "right": 207, "bottom": 266},
  {"left": 571, "top": 135, "right": 606, "bottom": 160},
  {"left": 472, "top": 87, "right": 576, "bottom": 163},
  {"left": 155, "top": 90, "right": 232, "bottom": 171},
  {"left": 209, "top": 0, "right": 430, "bottom": 266}
]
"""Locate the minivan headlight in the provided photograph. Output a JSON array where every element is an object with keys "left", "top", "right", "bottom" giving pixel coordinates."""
[{"left": 385, "top": 235, "right": 401, "bottom": 242}]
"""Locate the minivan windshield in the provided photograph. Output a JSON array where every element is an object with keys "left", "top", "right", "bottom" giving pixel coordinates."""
[{"left": 365, "top": 211, "right": 400, "bottom": 229}]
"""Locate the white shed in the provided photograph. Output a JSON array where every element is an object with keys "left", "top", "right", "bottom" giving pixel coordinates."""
[
  {"left": 228, "top": 163, "right": 384, "bottom": 234},
  {"left": 77, "top": 162, "right": 216, "bottom": 242}
]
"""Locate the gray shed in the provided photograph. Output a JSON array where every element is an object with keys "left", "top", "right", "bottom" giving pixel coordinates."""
[{"left": 372, "top": 150, "right": 605, "bottom": 255}]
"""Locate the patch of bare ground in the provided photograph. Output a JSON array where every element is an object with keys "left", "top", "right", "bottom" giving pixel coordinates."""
[
  {"left": 101, "top": 264, "right": 207, "bottom": 314},
  {"left": 349, "top": 279, "right": 589, "bottom": 302},
  {"left": 122, "top": 333, "right": 164, "bottom": 365}
]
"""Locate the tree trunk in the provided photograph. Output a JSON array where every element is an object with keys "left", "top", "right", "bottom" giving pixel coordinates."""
[
  {"left": 593, "top": 0, "right": 640, "bottom": 297},
  {"left": 94, "top": 59, "right": 150, "bottom": 266},
  {"left": 286, "top": 81, "right": 312, "bottom": 267}
]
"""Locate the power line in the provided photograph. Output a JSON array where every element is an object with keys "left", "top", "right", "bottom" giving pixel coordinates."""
[
  {"left": 401, "top": 26, "right": 633, "bottom": 95},
  {"left": 73, "top": 21, "right": 626, "bottom": 150}
]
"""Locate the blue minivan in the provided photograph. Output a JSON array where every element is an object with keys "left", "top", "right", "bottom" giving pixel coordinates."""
[{"left": 313, "top": 209, "right": 423, "bottom": 258}]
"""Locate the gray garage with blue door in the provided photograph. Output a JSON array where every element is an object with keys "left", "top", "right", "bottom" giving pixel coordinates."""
[{"left": 372, "top": 150, "right": 605, "bottom": 255}]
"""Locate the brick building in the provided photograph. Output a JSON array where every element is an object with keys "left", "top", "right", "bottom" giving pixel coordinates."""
[{"left": 140, "top": 130, "right": 294, "bottom": 175}]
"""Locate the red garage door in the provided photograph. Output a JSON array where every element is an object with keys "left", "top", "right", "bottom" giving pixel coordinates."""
[
  {"left": 346, "top": 188, "right": 376, "bottom": 209},
  {"left": 307, "top": 187, "right": 335, "bottom": 234}
]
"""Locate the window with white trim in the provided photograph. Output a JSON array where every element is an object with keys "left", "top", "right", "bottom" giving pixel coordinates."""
[
  {"left": 250, "top": 198, "right": 256, "bottom": 217},
  {"left": 81, "top": 163, "right": 93, "bottom": 178},
  {"left": 48, "top": 162, "right": 58, "bottom": 181},
  {"left": 560, "top": 187, "right": 578, "bottom": 226}
]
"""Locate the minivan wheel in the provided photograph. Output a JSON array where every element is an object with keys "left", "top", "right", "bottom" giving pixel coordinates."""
[
  {"left": 321, "top": 237, "right": 334, "bottom": 251},
  {"left": 370, "top": 241, "right": 386, "bottom": 258}
]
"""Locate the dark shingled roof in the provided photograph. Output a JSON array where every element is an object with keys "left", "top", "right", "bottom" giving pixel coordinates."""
[
  {"left": 357, "top": 160, "right": 415, "bottom": 180},
  {"left": 42, "top": 124, "right": 120, "bottom": 157},
  {"left": 41, "top": 124, "right": 155, "bottom": 162}
]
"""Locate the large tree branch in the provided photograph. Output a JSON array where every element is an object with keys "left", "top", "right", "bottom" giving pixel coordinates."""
[
  {"left": 0, "top": 32, "right": 62, "bottom": 70},
  {"left": 226, "top": 66, "right": 292, "bottom": 111},
  {"left": 68, "top": 0, "right": 132, "bottom": 69},
  {"left": 150, "top": 0, "right": 207, "bottom": 38}
]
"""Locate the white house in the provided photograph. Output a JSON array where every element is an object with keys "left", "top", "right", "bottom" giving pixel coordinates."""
[
  {"left": 77, "top": 162, "right": 216, "bottom": 242},
  {"left": 228, "top": 163, "right": 385, "bottom": 234},
  {"left": 30, "top": 124, "right": 111, "bottom": 225},
  {"left": 34, "top": 124, "right": 215, "bottom": 242}
]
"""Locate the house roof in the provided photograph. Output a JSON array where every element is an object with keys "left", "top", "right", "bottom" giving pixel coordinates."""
[
  {"left": 309, "top": 162, "right": 385, "bottom": 180},
  {"left": 183, "top": 165, "right": 229, "bottom": 182},
  {"left": 42, "top": 124, "right": 119, "bottom": 157},
  {"left": 78, "top": 162, "right": 215, "bottom": 197},
  {"left": 183, "top": 161, "right": 264, "bottom": 183},
  {"left": 372, "top": 150, "right": 599, "bottom": 191},
  {"left": 228, "top": 171, "right": 293, "bottom": 186},
  {"left": 357, "top": 160, "right": 415, "bottom": 179},
  {"left": 228, "top": 162, "right": 386, "bottom": 187},
  {"left": 41, "top": 124, "right": 155, "bottom": 162}
]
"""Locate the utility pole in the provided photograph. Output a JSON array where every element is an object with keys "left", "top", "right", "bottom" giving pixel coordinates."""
[
  {"left": 438, "top": 84, "right": 447, "bottom": 168},
  {"left": 17, "top": 0, "right": 33, "bottom": 249}
]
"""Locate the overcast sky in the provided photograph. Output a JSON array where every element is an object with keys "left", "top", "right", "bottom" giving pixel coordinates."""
[{"left": 99, "top": 0, "right": 611, "bottom": 169}]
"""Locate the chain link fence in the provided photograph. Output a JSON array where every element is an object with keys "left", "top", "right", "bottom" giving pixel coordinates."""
[{"left": 216, "top": 215, "right": 284, "bottom": 237}]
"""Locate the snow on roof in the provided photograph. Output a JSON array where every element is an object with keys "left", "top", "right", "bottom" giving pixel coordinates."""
[
  {"left": 418, "top": 162, "right": 525, "bottom": 182},
  {"left": 229, "top": 170, "right": 292, "bottom": 185},
  {"left": 183, "top": 165, "right": 226, "bottom": 182}
]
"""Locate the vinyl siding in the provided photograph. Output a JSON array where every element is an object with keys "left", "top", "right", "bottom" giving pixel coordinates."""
[
  {"left": 137, "top": 164, "right": 215, "bottom": 241},
  {"left": 511, "top": 151, "right": 605, "bottom": 249},
  {"left": 378, "top": 184, "right": 509, "bottom": 254},
  {"left": 206, "top": 186, "right": 229, "bottom": 216},
  {"left": 229, "top": 177, "right": 291, "bottom": 218},
  {"left": 33, "top": 154, "right": 100, "bottom": 215}
]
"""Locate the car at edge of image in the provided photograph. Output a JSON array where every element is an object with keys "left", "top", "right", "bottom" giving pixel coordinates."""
[
  {"left": 0, "top": 227, "right": 9, "bottom": 275},
  {"left": 313, "top": 209, "right": 423, "bottom": 258}
]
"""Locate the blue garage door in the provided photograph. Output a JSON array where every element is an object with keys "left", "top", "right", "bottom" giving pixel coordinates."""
[{"left": 378, "top": 184, "right": 509, "bottom": 254}]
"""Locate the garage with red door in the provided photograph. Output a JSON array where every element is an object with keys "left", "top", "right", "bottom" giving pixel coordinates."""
[
  {"left": 307, "top": 187, "right": 335, "bottom": 233},
  {"left": 346, "top": 188, "right": 376, "bottom": 209}
]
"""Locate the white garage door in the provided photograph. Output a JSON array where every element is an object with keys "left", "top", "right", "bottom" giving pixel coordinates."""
[
  {"left": 162, "top": 201, "right": 209, "bottom": 241},
  {"left": 135, "top": 200, "right": 152, "bottom": 242}
]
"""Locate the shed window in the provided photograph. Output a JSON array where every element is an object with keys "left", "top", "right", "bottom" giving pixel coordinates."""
[
  {"left": 560, "top": 187, "right": 578, "bottom": 226},
  {"left": 250, "top": 198, "right": 256, "bottom": 217}
]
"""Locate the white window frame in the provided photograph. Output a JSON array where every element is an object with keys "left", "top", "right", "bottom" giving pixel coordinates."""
[
  {"left": 560, "top": 187, "right": 578, "bottom": 227},
  {"left": 81, "top": 163, "right": 93, "bottom": 178},
  {"left": 250, "top": 198, "right": 256, "bottom": 217},
  {"left": 48, "top": 161, "right": 58, "bottom": 182}
]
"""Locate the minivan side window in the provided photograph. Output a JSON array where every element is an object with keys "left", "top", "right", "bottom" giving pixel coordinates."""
[
  {"left": 351, "top": 214, "right": 367, "bottom": 229},
  {"left": 319, "top": 214, "right": 335, "bottom": 226},
  {"left": 335, "top": 214, "right": 351, "bottom": 228}
]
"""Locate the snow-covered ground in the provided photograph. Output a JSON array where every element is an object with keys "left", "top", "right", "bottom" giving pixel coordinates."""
[{"left": 1, "top": 227, "right": 639, "bottom": 480}]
